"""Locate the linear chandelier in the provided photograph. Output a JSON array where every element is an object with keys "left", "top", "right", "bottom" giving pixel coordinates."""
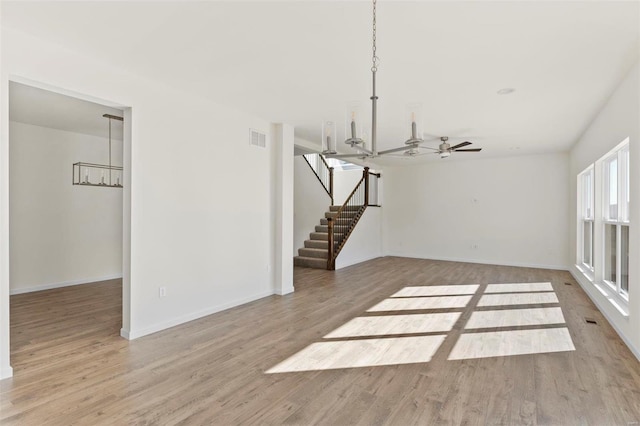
[
  {"left": 322, "top": 0, "right": 482, "bottom": 160},
  {"left": 72, "top": 114, "right": 123, "bottom": 188}
]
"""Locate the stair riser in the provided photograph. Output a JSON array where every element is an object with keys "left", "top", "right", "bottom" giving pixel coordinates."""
[
  {"left": 310, "top": 232, "right": 343, "bottom": 241},
  {"left": 298, "top": 248, "right": 328, "bottom": 259},
  {"left": 294, "top": 257, "right": 327, "bottom": 269},
  {"left": 325, "top": 211, "right": 358, "bottom": 219},
  {"left": 320, "top": 218, "right": 352, "bottom": 226},
  {"left": 310, "top": 232, "right": 328, "bottom": 241},
  {"left": 329, "top": 205, "right": 362, "bottom": 212},
  {"left": 304, "top": 240, "right": 328, "bottom": 249},
  {"left": 316, "top": 224, "right": 358, "bottom": 233}
]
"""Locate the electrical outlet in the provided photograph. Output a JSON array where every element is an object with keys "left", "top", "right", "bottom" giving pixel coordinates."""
[
  {"left": 472, "top": 244, "right": 479, "bottom": 249},
  {"left": 159, "top": 286, "right": 167, "bottom": 298}
]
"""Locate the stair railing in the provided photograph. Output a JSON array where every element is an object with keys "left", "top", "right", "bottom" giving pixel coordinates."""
[
  {"left": 302, "top": 153, "right": 334, "bottom": 205},
  {"left": 327, "top": 167, "right": 369, "bottom": 270}
]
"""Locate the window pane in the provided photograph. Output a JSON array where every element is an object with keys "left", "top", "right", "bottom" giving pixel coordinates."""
[
  {"left": 582, "top": 221, "right": 592, "bottom": 267},
  {"left": 608, "top": 159, "right": 618, "bottom": 219},
  {"left": 624, "top": 149, "right": 630, "bottom": 221},
  {"left": 604, "top": 224, "right": 617, "bottom": 283},
  {"left": 621, "top": 225, "right": 629, "bottom": 295},
  {"left": 584, "top": 172, "right": 592, "bottom": 218}
]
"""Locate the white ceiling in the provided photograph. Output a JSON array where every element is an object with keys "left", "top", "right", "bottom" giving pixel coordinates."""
[
  {"left": 3, "top": 1, "right": 639, "bottom": 164},
  {"left": 9, "top": 82, "right": 124, "bottom": 141}
]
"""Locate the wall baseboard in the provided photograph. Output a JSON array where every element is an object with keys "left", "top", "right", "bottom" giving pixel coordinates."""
[
  {"left": 274, "top": 286, "right": 294, "bottom": 296},
  {"left": 10, "top": 274, "right": 123, "bottom": 295},
  {"left": 336, "top": 254, "right": 383, "bottom": 270},
  {"left": 0, "top": 365, "right": 13, "bottom": 380},
  {"left": 569, "top": 267, "right": 640, "bottom": 362},
  {"left": 385, "top": 252, "right": 569, "bottom": 272},
  {"left": 124, "top": 289, "right": 276, "bottom": 340}
]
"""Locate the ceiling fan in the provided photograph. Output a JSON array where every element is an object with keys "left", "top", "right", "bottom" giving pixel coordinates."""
[
  {"left": 428, "top": 136, "right": 482, "bottom": 158},
  {"left": 387, "top": 136, "right": 483, "bottom": 159}
]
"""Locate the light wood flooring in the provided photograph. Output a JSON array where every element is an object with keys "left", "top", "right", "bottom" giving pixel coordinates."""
[{"left": 2, "top": 257, "right": 640, "bottom": 425}]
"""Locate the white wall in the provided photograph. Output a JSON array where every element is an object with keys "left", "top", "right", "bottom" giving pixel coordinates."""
[
  {"left": 9, "top": 122, "right": 123, "bottom": 294},
  {"left": 569, "top": 62, "right": 640, "bottom": 360},
  {"left": 293, "top": 156, "right": 330, "bottom": 253},
  {"left": 333, "top": 168, "right": 364, "bottom": 205},
  {"left": 335, "top": 207, "right": 383, "bottom": 269},
  {"left": 1, "top": 27, "right": 290, "bottom": 377},
  {"left": 384, "top": 153, "right": 570, "bottom": 270}
]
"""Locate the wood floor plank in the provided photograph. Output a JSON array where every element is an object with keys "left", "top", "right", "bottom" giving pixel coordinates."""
[{"left": 1, "top": 258, "right": 640, "bottom": 425}]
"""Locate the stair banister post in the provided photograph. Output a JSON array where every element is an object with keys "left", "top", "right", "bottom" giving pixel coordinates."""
[
  {"left": 363, "top": 167, "right": 370, "bottom": 206},
  {"left": 327, "top": 217, "right": 335, "bottom": 270},
  {"left": 329, "top": 167, "right": 334, "bottom": 206}
]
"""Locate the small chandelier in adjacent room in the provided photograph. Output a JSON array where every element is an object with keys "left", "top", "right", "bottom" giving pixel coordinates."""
[{"left": 72, "top": 114, "right": 124, "bottom": 188}]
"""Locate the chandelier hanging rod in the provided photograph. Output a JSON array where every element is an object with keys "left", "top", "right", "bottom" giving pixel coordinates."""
[{"left": 370, "top": 0, "right": 379, "bottom": 157}]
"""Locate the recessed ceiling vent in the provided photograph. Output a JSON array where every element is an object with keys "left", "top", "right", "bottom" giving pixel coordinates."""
[{"left": 250, "top": 129, "right": 266, "bottom": 148}]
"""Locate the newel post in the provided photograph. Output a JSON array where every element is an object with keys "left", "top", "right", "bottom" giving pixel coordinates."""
[
  {"left": 363, "top": 167, "right": 370, "bottom": 206},
  {"left": 329, "top": 167, "right": 334, "bottom": 206},
  {"left": 327, "top": 217, "right": 335, "bottom": 270}
]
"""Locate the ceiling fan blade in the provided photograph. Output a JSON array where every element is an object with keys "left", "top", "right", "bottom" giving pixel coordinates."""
[
  {"left": 453, "top": 148, "right": 482, "bottom": 152},
  {"left": 449, "top": 141, "right": 472, "bottom": 150},
  {"left": 324, "top": 153, "right": 370, "bottom": 158},
  {"left": 378, "top": 145, "right": 418, "bottom": 155}
]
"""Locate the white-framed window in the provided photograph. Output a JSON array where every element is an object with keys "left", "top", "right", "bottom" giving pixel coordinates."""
[
  {"left": 576, "top": 138, "right": 630, "bottom": 314},
  {"left": 578, "top": 166, "right": 594, "bottom": 272},
  {"left": 601, "top": 141, "right": 630, "bottom": 300}
]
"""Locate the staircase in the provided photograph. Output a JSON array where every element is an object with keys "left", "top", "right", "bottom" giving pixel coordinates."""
[
  {"left": 296, "top": 154, "right": 374, "bottom": 270},
  {"left": 294, "top": 205, "right": 360, "bottom": 269}
]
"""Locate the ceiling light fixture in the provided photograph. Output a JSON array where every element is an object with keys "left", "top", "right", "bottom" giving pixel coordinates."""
[
  {"left": 321, "top": 0, "right": 427, "bottom": 160},
  {"left": 321, "top": 0, "right": 483, "bottom": 161},
  {"left": 497, "top": 88, "right": 516, "bottom": 95}
]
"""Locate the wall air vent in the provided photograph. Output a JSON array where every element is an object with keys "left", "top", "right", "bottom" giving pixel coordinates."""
[{"left": 250, "top": 129, "right": 267, "bottom": 148}]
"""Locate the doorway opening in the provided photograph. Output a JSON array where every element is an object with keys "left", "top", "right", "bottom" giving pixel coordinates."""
[{"left": 7, "top": 81, "right": 131, "bottom": 375}]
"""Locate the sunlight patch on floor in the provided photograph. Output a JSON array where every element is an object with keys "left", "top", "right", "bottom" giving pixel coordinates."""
[
  {"left": 448, "top": 327, "right": 575, "bottom": 360},
  {"left": 485, "top": 282, "right": 554, "bottom": 293},
  {"left": 465, "top": 307, "right": 566, "bottom": 329},
  {"left": 391, "top": 285, "right": 480, "bottom": 298},
  {"left": 477, "top": 292, "right": 559, "bottom": 307},
  {"left": 367, "top": 295, "right": 473, "bottom": 312},
  {"left": 268, "top": 281, "right": 576, "bottom": 373},
  {"left": 266, "top": 335, "right": 446, "bottom": 373},
  {"left": 324, "top": 313, "right": 461, "bottom": 338}
]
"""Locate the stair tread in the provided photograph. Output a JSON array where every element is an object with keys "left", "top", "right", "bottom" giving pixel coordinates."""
[
  {"left": 304, "top": 240, "right": 328, "bottom": 249},
  {"left": 298, "top": 247, "right": 328, "bottom": 259},
  {"left": 294, "top": 256, "right": 328, "bottom": 263}
]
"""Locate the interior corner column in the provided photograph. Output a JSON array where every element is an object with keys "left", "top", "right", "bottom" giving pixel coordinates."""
[
  {"left": 0, "top": 69, "right": 14, "bottom": 379},
  {"left": 273, "top": 123, "right": 294, "bottom": 295}
]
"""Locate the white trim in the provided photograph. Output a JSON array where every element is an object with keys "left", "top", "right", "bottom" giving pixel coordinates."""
[
  {"left": 124, "top": 289, "right": 275, "bottom": 340},
  {"left": 120, "top": 328, "right": 130, "bottom": 340},
  {"left": 274, "top": 286, "right": 294, "bottom": 296},
  {"left": 9, "top": 274, "right": 123, "bottom": 295},
  {"left": 336, "top": 255, "right": 383, "bottom": 270},
  {"left": 570, "top": 266, "right": 639, "bottom": 361},
  {"left": 385, "top": 253, "right": 569, "bottom": 271},
  {"left": 0, "top": 365, "right": 13, "bottom": 380}
]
